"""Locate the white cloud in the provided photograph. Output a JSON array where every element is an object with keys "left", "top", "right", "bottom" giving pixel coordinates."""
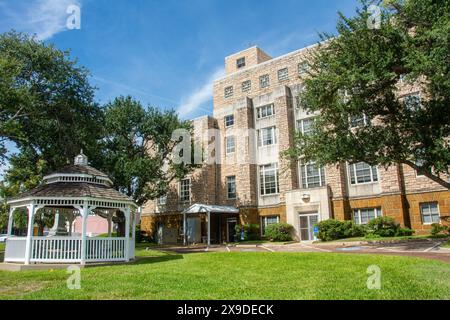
[
  {"left": 177, "top": 68, "right": 224, "bottom": 119},
  {"left": 1, "top": 0, "right": 81, "bottom": 40}
]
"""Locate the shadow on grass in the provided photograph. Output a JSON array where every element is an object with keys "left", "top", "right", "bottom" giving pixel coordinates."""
[{"left": 131, "top": 253, "right": 184, "bottom": 266}]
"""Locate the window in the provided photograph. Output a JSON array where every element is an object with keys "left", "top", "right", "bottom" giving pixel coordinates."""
[
  {"left": 420, "top": 202, "right": 440, "bottom": 224},
  {"left": 404, "top": 93, "right": 421, "bottom": 110},
  {"left": 261, "top": 216, "right": 280, "bottom": 235},
  {"left": 353, "top": 208, "right": 382, "bottom": 225},
  {"left": 258, "top": 126, "right": 277, "bottom": 147},
  {"left": 278, "top": 68, "right": 289, "bottom": 82},
  {"left": 224, "top": 114, "right": 234, "bottom": 127},
  {"left": 242, "top": 80, "right": 251, "bottom": 92},
  {"left": 225, "top": 136, "right": 235, "bottom": 154},
  {"left": 297, "top": 118, "right": 315, "bottom": 136},
  {"left": 298, "top": 61, "right": 309, "bottom": 75},
  {"left": 224, "top": 86, "right": 233, "bottom": 98},
  {"left": 236, "top": 57, "right": 246, "bottom": 69},
  {"left": 259, "top": 163, "right": 279, "bottom": 195},
  {"left": 256, "top": 104, "right": 274, "bottom": 119},
  {"left": 348, "top": 162, "right": 378, "bottom": 184},
  {"left": 259, "top": 74, "right": 270, "bottom": 88},
  {"left": 226, "top": 176, "right": 236, "bottom": 199},
  {"left": 157, "top": 195, "right": 167, "bottom": 206},
  {"left": 300, "top": 162, "right": 325, "bottom": 189},
  {"left": 350, "top": 114, "right": 368, "bottom": 128},
  {"left": 180, "top": 179, "right": 190, "bottom": 202}
]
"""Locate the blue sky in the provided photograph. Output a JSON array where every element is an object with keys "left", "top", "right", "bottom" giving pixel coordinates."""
[{"left": 0, "top": 0, "right": 360, "bottom": 174}]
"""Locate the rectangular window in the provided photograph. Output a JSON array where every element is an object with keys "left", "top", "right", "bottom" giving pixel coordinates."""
[
  {"left": 157, "top": 195, "right": 167, "bottom": 206},
  {"left": 180, "top": 179, "right": 190, "bottom": 203},
  {"left": 256, "top": 104, "right": 274, "bottom": 119},
  {"left": 259, "top": 163, "right": 279, "bottom": 195},
  {"left": 236, "top": 57, "right": 246, "bottom": 69},
  {"left": 259, "top": 74, "right": 270, "bottom": 88},
  {"left": 350, "top": 114, "right": 368, "bottom": 128},
  {"left": 224, "top": 114, "right": 234, "bottom": 127},
  {"left": 353, "top": 208, "right": 382, "bottom": 225},
  {"left": 404, "top": 93, "right": 421, "bottom": 110},
  {"left": 242, "top": 80, "right": 251, "bottom": 92},
  {"left": 348, "top": 162, "right": 378, "bottom": 184},
  {"left": 224, "top": 86, "right": 234, "bottom": 98},
  {"left": 278, "top": 68, "right": 289, "bottom": 82},
  {"left": 298, "top": 61, "right": 309, "bottom": 75},
  {"left": 258, "top": 126, "right": 277, "bottom": 147},
  {"left": 261, "top": 216, "right": 280, "bottom": 235},
  {"left": 300, "top": 162, "right": 325, "bottom": 189},
  {"left": 226, "top": 176, "right": 236, "bottom": 199},
  {"left": 225, "top": 136, "right": 235, "bottom": 154},
  {"left": 297, "top": 118, "right": 315, "bottom": 136},
  {"left": 420, "top": 202, "right": 440, "bottom": 224}
]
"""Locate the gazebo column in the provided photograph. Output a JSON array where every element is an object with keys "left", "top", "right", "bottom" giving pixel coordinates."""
[
  {"left": 207, "top": 211, "right": 211, "bottom": 246},
  {"left": 24, "top": 204, "right": 36, "bottom": 265},
  {"left": 124, "top": 207, "right": 131, "bottom": 261},
  {"left": 7, "top": 207, "right": 15, "bottom": 236},
  {"left": 80, "top": 203, "right": 89, "bottom": 265},
  {"left": 183, "top": 211, "right": 187, "bottom": 246}
]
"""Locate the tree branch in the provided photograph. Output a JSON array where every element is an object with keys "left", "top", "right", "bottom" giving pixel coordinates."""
[{"left": 403, "top": 160, "right": 450, "bottom": 189}]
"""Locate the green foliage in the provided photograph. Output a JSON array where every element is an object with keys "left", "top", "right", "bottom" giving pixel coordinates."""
[
  {"left": 235, "top": 224, "right": 260, "bottom": 241},
  {"left": 397, "top": 228, "right": 415, "bottom": 237},
  {"left": 264, "top": 223, "right": 294, "bottom": 242},
  {"left": 286, "top": 0, "right": 450, "bottom": 189},
  {"left": 366, "top": 217, "right": 400, "bottom": 237},
  {"left": 430, "top": 224, "right": 449, "bottom": 236},
  {"left": 100, "top": 96, "right": 197, "bottom": 205},
  {"left": 317, "top": 219, "right": 365, "bottom": 241}
]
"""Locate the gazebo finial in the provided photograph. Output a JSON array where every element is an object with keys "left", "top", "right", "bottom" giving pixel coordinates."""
[{"left": 74, "top": 149, "right": 88, "bottom": 166}]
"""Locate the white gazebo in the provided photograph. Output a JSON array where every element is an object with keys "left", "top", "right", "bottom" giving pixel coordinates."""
[{"left": 4, "top": 151, "right": 138, "bottom": 265}]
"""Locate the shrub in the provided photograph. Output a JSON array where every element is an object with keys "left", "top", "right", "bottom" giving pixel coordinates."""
[
  {"left": 265, "top": 223, "right": 294, "bottom": 242},
  {"left": 396, "top": 228, "right": 415, "bottom": 237},
  {"left": 430, "top": 224, "right": 449, "bottom": 236},
  {"left": 317, "top": 219, "right": 355, "bottom": 241},
  {"left": 235, "top": 224, "right": 260, "bottom": 241},
  {"left": 366, "top": 217, "right": 400, "bottom": 237}
]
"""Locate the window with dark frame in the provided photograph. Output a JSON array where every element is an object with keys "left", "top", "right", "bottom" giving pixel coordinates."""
[
  {"left": 224, "top": 114, "right": 234, "bottom": 127},
  {"left": 236, "top": 57, "right": 246, "bottom": 69},
  {"left": 226, "top": 176, "right": 236, "bottom": 199}
]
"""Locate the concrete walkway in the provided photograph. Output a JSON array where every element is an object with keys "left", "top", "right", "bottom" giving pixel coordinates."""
[{"left": 152, "top": 239, "right": 450, "bottom": 263}]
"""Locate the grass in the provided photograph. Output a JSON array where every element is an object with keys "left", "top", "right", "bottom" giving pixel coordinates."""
[
  {"left": 0, "top": 243, "right": 5, "bottom": 252},
  {"left": 442, "top": 240, "right": 450, "bottom": 248},
  {"left": 0, "top": 245, "right": 449, "bottom": 300}
]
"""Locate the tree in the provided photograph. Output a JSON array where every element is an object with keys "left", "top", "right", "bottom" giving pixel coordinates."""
[
  {"left": 286, "top": 0, "right": 449, "bottom": 188},
  {"left": 100, "top": 96, "right": 197, "bottom": 206},
  {"left": 0, "top": 31, "right": 103, "bottom": 173}
]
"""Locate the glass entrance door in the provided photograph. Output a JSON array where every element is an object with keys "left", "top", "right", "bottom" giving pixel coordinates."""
[
  {"left": 299, "top": 214, "right": 319, "bottom": 241},
  {"left": 227, "top": 218, "right": 238, "bottom": 243}
]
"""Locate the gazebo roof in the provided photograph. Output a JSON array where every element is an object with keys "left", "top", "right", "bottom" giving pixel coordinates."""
[
  {"left": 10, "top": 182, "right": 132, "bottom": 202},
  {"left": 7, "top": 151, "right": 135, "bottom": 207}
]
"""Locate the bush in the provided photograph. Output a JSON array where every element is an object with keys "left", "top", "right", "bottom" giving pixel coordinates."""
[
  {"left": 397, "top": 228, "right": 415, "bottom": 237},
  {"left": 316, "top": 219, "right": 364, "bottom": 241},
  {"left": 235, "top": 224, "right": 260, "bottom": 241},
  {"left": 430, "top": 224, "right": 449, "bottom": 236},
  {"left": 366, "top": 217, "right": 400, "bottom": 237},
  {"left": 265, "top": 223, "right": 294, "bottom": 242}
]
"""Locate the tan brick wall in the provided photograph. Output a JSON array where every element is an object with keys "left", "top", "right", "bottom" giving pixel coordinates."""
[{"left": 258, "top": 205, "right": 287, "bottom": 223}]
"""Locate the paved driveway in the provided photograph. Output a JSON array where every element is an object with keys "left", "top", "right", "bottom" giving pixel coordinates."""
[{"left": 153, "top": 239, "right": 450, "bottom": 263}]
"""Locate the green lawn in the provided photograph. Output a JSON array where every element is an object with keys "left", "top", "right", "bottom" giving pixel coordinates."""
[
  {"left": 0, "top": 246, "right": 449, "bottom": 300},
  {"left": 443, "top": 240, "right": 450, "bottom": 248},
  {"left": 0, "top": 243, "right": 5, "bottom": 252}
]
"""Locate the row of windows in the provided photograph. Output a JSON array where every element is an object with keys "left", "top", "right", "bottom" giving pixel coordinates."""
[{"left": 224, "top": 62, "right": 310, "bottom": 98}]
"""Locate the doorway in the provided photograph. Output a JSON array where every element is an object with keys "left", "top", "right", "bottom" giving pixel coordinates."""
[
  {"left": 227, "top": 218, "right": 238, "bottom": 243},
  {"left": 299, "top": 213, "right": 319, "bottom": 241}
]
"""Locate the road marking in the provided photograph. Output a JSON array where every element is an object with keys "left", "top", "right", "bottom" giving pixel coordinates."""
[
  {"left": 424, "top": 242, "right": 442, "bottom": 252},
  {"left": 204, "top": 247, "right": 209, "bottom": 252},
  {"left": 260, "top": 245, "right": 275, "bottom": 252},
  {"left": 301, "top": 244, "right": 331, "bottom": 252},
  {"left": 226, "top": 246, "right": 231, "bottom": 252}
]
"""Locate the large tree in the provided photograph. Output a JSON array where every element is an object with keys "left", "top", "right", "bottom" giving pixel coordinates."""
[
  {"left": 287, "top": 0, "right": 449, "bottom": 188},
  {"left": 100, "top": 96, "right": 197, "bottom": 206},
  {"left": 0, "top": 31, "right": 103, "bottom": 177}
]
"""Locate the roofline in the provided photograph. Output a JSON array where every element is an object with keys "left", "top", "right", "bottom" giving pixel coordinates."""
[
  {"left": 215, "top": 41, "right": 323, "bottom": 82},
  {"left": 7, "top": 196, "right": 137, "bottom": 207},
  {"left": 224, "top": 45, "right": 260, "bottom": 59},
  {"left": 43, "top": 173, "right": 113, "bottom": 184}
]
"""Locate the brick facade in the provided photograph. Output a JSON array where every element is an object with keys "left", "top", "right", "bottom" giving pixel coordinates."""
[{"left": 141, "top": 45, "right": 449, "bottom": 242}]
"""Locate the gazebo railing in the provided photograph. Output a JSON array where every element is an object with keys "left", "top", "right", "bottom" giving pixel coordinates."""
[{"left": 4, "top": 236, "right": 131, "bottom": 263}]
